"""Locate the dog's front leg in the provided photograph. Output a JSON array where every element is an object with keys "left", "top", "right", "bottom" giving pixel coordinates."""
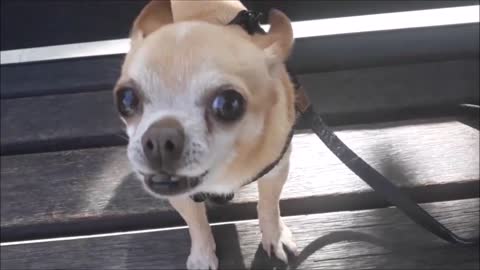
[
  {"left": 169, "top": 196, "right": 218, "bottom": 270},
  {"left": 257, "top": 152, "right": 298, "bottom": 263}
]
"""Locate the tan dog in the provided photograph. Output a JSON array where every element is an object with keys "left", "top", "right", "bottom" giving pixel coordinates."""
[{"left": 114, "top": 1, "right": 297, "bottom": 269}]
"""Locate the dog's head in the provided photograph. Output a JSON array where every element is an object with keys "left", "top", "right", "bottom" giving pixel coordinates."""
[{"left": 114, "top": 0, "right": 295, "bottom": 198}]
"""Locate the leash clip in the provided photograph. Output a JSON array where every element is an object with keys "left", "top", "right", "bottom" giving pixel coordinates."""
[{"left": 228, "top": 10, "right": 266, "bottom": 35}]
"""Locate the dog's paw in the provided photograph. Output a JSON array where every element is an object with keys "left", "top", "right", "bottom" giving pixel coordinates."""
[
  {"left": 186, "top": 242, "right": 218, "bottom": 270},
  {"left": 261, "top": 220, "right": 298, "bottom": 263}
]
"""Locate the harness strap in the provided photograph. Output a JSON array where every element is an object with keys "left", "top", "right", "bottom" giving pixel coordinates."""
[{"left": 227, "top": 10, "right": 266, "bottom": 35}]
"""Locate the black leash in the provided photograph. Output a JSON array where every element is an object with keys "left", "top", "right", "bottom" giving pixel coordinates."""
[
  {"left": 286, "top": 59, "right": 479, "bottom": 245},
  {"left": 194, "top": 9, "right": 479, "bottom": 246},
  {"left": 301, "top": 103, "right": 480, "bottom": 246}
]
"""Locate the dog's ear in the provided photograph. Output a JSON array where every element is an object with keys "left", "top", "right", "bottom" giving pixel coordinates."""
[
  {"left": 263, "top": 9, "right": 294, "bottom": 60},
  {"left": 130, "top": 1, "right": 173, "bottom": 47},
  {"left": 254, "top": 9, "right": 294, "bottom": 71}
]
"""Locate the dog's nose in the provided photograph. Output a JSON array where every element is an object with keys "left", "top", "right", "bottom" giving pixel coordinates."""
[{"left": 142, "top": 118, "right": 185, "bottom": 173}]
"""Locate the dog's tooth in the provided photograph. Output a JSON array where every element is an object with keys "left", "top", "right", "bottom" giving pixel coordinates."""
[
  {"left": 150, "top": 175, "right": 162, "bottom": 183},
  {"left": 150, "top": 174, "right": 170, "bottom": 183}
]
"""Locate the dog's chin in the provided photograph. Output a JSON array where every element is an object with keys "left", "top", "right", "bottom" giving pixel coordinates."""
[{"left": 142, "top": 170, "right": 208, "bottom": 196}]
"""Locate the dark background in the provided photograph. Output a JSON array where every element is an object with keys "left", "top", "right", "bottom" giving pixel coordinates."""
[{"left": 1, "top": 0, "right": 478, "bottom": 50}]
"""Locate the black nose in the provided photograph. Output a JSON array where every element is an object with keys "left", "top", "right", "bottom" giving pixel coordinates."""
[{"left": 142, "top": 118, "right": 185, "bottom": 173}]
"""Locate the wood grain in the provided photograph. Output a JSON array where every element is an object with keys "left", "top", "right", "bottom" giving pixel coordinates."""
[
  {"left": 300, "top": 60, "right": 479, "bottom": 115},
  {"left": 1, "top": 118, "right": 478, "bottom": 241},
  {"left": 0, "top": 55, "right": 123, "bottom": 99},
  {"left": 1, "top": 60, "right": 478, "bottom": 155},
  {"left": 1, "top": 199, "right": 478, "bottom": 269},
  {"left": 0, "top": 91, "right": 125, "bottom": 155},
  {"left": 289, "top": 24, "right": 479, "bottom": 74}
]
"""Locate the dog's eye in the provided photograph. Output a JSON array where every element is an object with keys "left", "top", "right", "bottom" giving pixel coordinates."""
[
  {"left": 116, "top": 87, "right": 140, "bottom": 117},
  {"left": 211, "top": 90, "right": 245, "bottom": 122}
]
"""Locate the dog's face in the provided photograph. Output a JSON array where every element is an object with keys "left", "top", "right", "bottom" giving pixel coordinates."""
[{"left": 114, "top": 2, "right": 294, "bottom": 198}]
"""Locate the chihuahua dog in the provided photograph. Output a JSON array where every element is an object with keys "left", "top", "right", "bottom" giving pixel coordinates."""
[{"left": 114, "top": 1, "right": 297, "bottom": 269}]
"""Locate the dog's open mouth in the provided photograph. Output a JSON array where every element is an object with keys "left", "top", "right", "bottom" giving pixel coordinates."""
[{"left": 143, "top": 171, "right": 207, "bottom": 196}]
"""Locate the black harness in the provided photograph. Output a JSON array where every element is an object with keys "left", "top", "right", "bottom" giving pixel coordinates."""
[{"left": 190, "top": 9, "right": 479, "bottom": 246}]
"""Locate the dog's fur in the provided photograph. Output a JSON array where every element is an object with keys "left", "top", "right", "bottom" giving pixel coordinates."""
[{"left": 114, "top": 1, "right": 297, "bottom": 268}]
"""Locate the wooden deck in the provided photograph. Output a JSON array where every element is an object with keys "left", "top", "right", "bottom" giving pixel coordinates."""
[{"left": 1, "top": 1, "right": 479, "bottom": 269}]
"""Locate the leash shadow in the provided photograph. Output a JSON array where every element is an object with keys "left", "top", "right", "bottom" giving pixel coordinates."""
[{"left": 249, "top": 230, "right": 397, "bottom": 270}]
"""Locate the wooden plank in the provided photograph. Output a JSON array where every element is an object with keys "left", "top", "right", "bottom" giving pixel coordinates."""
[
  {"left": 2, "top": 25, "right": 478, "bottom": 98},
  {"left": 0, "top": 55, "right": 122, "bottom": 99},
  {"left": 1, "top": 199, "right": 478, "bottom": 269},
  {"left": 1, "top": 59, "right": 478, "bottom": 155},
  {"left": 1, "top": 118, "right": 478, "bottom": 241},
  {"left": 289, "top": 24, "right": 479, "bottom": 74},
  {"left": 299, "top": 59, "right": 479, "bottom": 115},
  {"left": 0, "top": 91, "right": 125, "bottom": 155},
  {"left": 2, "top": 0, "right": 476, "bottom": 50}
]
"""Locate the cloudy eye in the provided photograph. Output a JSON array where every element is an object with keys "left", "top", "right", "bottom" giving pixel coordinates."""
[
  {"left": 211, "top": 89, "right": 245, "bottom": 122},
  {"left": 116, "top": 87, "right": 140, "bottom": 117}
]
